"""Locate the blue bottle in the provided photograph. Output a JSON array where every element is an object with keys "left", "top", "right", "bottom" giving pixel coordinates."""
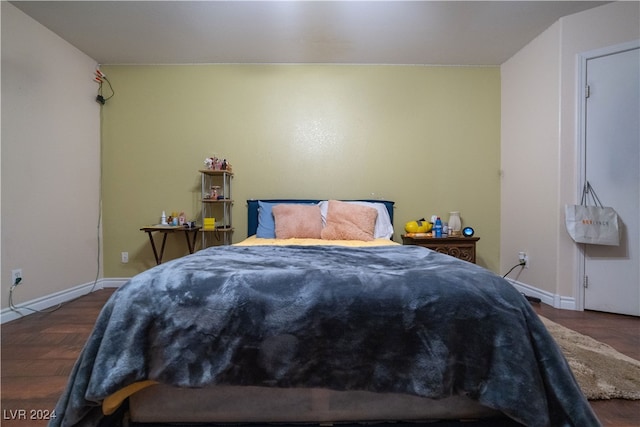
[{"left": 434, "top": 217, "right": 443, "bottom": 238}]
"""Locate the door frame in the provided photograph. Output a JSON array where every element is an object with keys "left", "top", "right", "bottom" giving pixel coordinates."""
[{"left": 575, "top": 39, "right": 640, "bottom": 311}]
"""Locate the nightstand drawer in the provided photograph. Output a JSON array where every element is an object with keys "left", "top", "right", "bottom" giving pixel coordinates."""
[{"left": 402, "top": 235, "right": 480, "bottom": 263}]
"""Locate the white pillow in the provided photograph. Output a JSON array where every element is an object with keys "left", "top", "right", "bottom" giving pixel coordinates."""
[{"left": 319, "top": 201, "right": 394, "bottom": 239}]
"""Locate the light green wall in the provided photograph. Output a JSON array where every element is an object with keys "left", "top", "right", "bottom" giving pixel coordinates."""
[{"left": 101, "top": 64, "right": 500, "bottom": 276}]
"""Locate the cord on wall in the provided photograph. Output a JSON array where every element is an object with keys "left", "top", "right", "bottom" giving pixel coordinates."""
[
  {"left": 94, "top": 67, "right": 114, "bottom": 105},
  {"left": 503, "top": 261, "right": 541, "bottom": 304},
  {"left": 8, "top": 278, "right": 62, "bottom": 315},
  {"left": 502, "top": 260, "right": 526, "bottom": 278}
]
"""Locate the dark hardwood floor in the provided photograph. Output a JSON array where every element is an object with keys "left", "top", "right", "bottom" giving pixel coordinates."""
[{"left": 1, "top": 288, "right": 638, "bottom": 427}]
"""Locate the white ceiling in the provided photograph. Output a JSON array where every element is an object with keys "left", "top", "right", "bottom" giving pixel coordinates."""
[{"left": 10, "top": 1, "right": 611, "bottom": 66}]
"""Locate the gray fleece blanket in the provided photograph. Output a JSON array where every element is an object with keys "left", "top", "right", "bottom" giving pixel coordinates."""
[{"left": 51, "top": 245, "right": 600, "bottom": 427}]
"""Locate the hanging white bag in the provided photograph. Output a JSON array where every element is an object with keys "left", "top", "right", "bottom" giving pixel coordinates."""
[{"left": 564, "top": 182, "right": 620, "bottom": 246}]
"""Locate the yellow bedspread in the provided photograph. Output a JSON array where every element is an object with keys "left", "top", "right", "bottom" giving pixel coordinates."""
[
  {"left": 234, "top": 235, "right": 400, "bottom": 247},
  {"left": 103, "top": 380, "right": 157, "bottom": 415}
]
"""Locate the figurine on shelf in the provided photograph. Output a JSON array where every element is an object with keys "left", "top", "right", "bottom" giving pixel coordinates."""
[
  {"left": 204, "top": 156, "right": 222, "bottom": 170},
  {"left": 204, "top": 156, "right": 216, "bottom": 170},
  {"left": 204, "top": 156, "right": 232, "bottom": 172},
  {"left": 210, "top": 186, "right": 220, "bottom": 199}
]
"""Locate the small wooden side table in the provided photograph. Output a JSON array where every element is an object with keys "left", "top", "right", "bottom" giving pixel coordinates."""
[
  {"left": 402, "top": 235, "right": 480, "bottom": 263},
  {"left": 140, "top": 225, "right": 201, "bottom": 265}
]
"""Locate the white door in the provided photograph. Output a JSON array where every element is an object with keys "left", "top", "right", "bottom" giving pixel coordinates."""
[{"left": 583, "top": 45, "right": 640, "bottom": 316}]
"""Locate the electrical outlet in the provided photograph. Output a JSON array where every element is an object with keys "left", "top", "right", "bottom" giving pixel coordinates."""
[
  {"left": 121, "top": 252, "right": 129, "bottom": 263},
  {"left": 518, "top": 252, "right": 529, "bottom": 269},
  {"left": 11, "top": 269, "right": 23, "bottom": 285}
]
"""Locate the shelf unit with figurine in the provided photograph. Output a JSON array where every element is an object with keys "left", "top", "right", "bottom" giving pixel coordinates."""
[{"left": 200, "top": 169, "right": 233, "bottom": 247}]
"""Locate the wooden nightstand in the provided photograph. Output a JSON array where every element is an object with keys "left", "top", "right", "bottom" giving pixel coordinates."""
[{"left": 402, "top": 235, "right": 480, "bottom": 263}]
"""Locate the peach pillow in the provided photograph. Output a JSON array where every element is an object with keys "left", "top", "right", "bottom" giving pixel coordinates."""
[
  {"left": 272, "top": 204, "right": 323, "bottom": 239},
  {"left": 320, "top": 200, "right": 378, "bottom": 241}
]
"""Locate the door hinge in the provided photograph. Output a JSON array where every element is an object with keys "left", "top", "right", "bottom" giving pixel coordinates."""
[
  {"left": 584, "top": 275, "right": 589, "bottom": 288},
  {"left": 585, "top": 85, "right": 591, "bottom": 99}
]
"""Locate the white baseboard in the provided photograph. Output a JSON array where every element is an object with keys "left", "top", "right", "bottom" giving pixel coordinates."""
[
  {"left": 100, "top": 277, "right": 130, "bottom": 288},
  {"left": 505, "top": 278, "right": 577, "bottom": 310},
  {"left": 1, "top": 277, "right": 130, "bottom": 324}
]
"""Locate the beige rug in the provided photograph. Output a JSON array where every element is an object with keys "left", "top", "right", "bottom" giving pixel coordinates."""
[{"left": 540, "top": 315, "right": 640, "bottom": 400}]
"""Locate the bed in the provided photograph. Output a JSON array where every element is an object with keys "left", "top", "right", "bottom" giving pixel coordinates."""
[{"left": 50, "top": 199, "right": 600, "bottom": 427}]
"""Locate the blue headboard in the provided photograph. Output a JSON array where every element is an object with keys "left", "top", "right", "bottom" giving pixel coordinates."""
[{"left": 247, "top": 199, "right": 395, "bottom": 237}]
